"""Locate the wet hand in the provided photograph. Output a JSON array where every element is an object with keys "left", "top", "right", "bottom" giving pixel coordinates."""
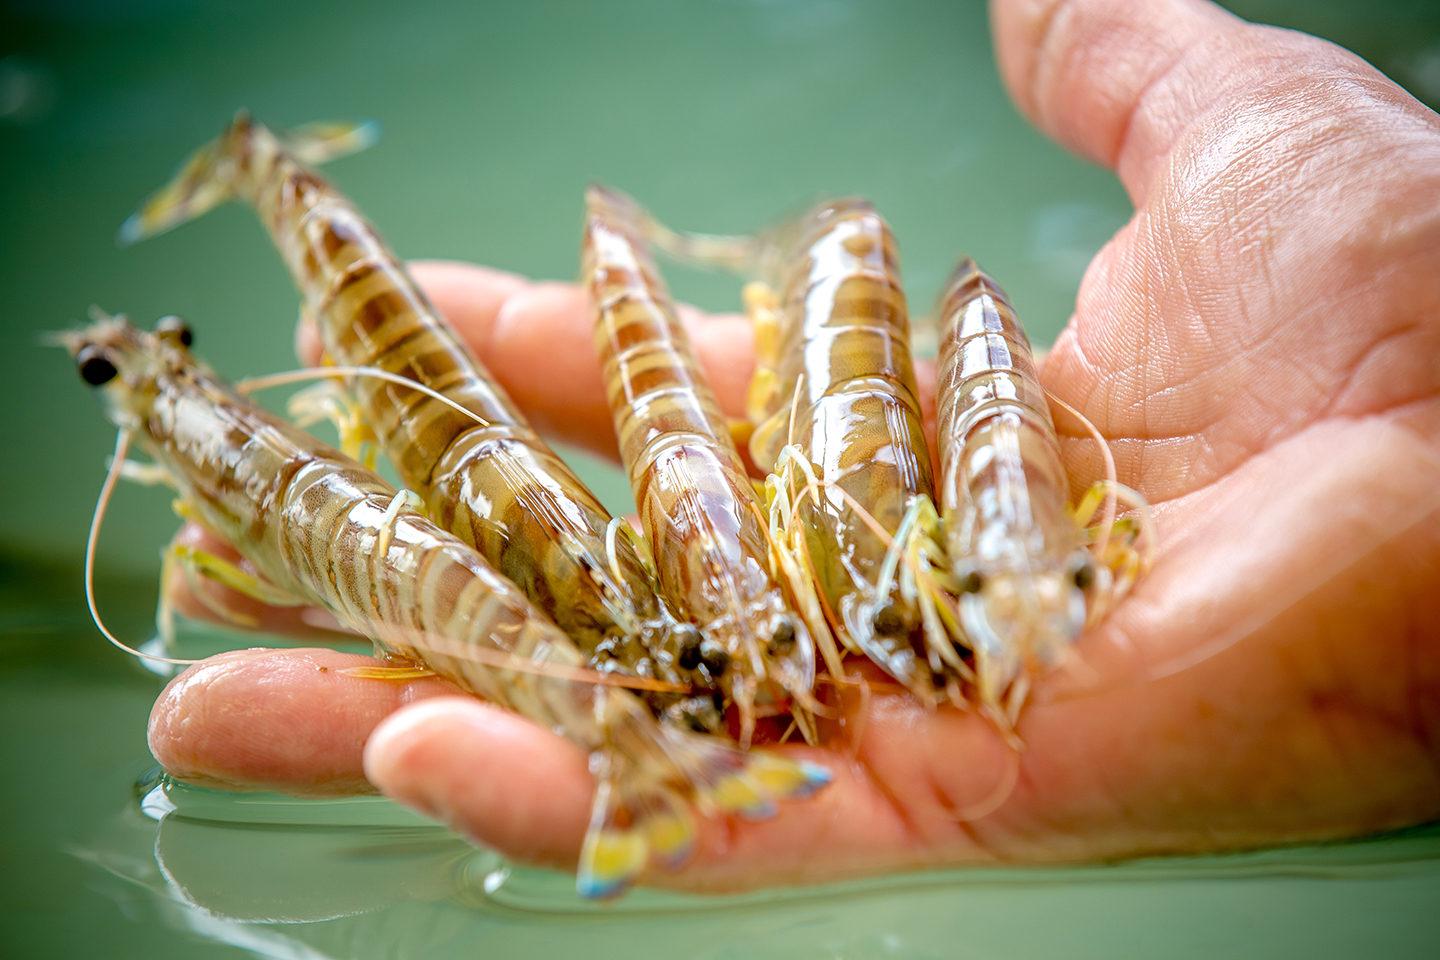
[{"left": 148, "top": 0, "right": 1440, "bottom": 892}]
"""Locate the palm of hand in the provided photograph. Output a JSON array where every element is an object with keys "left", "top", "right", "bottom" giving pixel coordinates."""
[{"left": 148, "top": 0, "right": 1440, "bottom": 893}]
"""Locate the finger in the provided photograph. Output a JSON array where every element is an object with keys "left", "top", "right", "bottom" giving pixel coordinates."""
[
  {"left": 994, "top": 0, "right": 1440, "bottom": 500},
  {"left": 148, "top": 647, "right": 461, "bottom": 796},
  {"left": 361, "top": 683, "right": 1010, "bottom": 892},
  {"left": 364, "top": 697, "right": 593, "bottom": 869},
  {"left": 989, "top": 0, "right": 1407, "bottom": 203},
  {"left": 361, "top": 695, "right": 860, "bottom": 884}
]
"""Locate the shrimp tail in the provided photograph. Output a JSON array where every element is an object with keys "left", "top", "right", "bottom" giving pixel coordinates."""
[
  {"left": 578, "top": 731, "right": 831, "bottom": 899},
  {"left": 578, "top": 762, "right": 689, "bottom": 900},
  {"left": 117, "top": 110, "right": 376, "bottom": 245},
  {"left": 277, "top": 119, "right": 380, "bottom": 165},
  {"left": 117, "top": 130, "right": 233, "bottom": 245},
  {"left": 589, "top": 182, "right": 766, "bottom": 276}
]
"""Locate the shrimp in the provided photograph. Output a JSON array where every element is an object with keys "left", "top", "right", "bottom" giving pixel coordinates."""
[
  {"left": 643, "top": 198, "right": 954, "bottom": 704},
  {"left": 64, "top": 313, "right": 830, "bottom": 899},
  {"left": 934, "top": 258, "right": 1153, "bottom": 725},
  {"left": 583, "top": 186, "right": 822, "bottom": 748},
  {"left": 120, "top": 113, "right": 717, "bottom": 729}
]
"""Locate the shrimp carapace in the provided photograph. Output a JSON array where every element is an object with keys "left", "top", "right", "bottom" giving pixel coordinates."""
[
  {"left": 121, "top": 112, "right": 713, "bottom": 722},
  {"left": 64, "top": 313, "right": 831, "bottom": 899},
  {"left": 934, "top": 259, "right": 1151, "bottom": 724},
  {"left": 647, "top": 198, "right": 947, "bottom": 701},
  {"left": 583, "top": 185, "right": 821, "bottom": 747}
]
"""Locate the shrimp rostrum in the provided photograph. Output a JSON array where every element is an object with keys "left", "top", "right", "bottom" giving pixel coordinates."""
[
  {"left": 934, "top": 259, "right": 1154, "bottom": 725},
  {"left": 120, "top": 113, "right": 717, "bottom": 728},
  {"left": 583, "top": 186, "right": 824, "bottom": 747},
  {"left": 65, "top": 313, "right": 829, "bottom": 899}
]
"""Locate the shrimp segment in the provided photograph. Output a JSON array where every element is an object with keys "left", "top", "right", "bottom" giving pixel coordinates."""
[
  {"left": 649, "top": 199, "right": 942, "bottom": 697},
  {"left": 934, "top": 258, "right": 1150, "bottom": 722},
  {"left": 583, "top": 186, "right": 818, "bottom": 747},
  {"left": 65, "top": 315, "right": 829, "bottom": 899},
  {"left": 122, "top": 113, "right": 712, "bottom": 723}
]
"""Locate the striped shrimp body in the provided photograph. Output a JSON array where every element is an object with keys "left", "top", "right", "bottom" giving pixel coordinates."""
[
  {"left": 649, "top": 199, "right": 952, "bottom": 702},
  {"left": 65, "top": 315, "right": 829, "bottom": 899},
  {"left": 583, "top": 186, "right": 820, "bottom": 747},
  {"left": 122, "top": 114, "right": 715, "bottom": 726},
  {"left": 935, "top": 259, "right": 1152, "bottom": 723}
]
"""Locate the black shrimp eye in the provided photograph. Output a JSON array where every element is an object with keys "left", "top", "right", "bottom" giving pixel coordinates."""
[
  {"left": 767, "top": 619, "right": 796, "bottom": 655},
  {"left": 871, "top": 602, "right": 905, "bottom": 637},
  {"left": 1073, "top": 562, "right": 1095, "bottom": 590},
  {"left": 674, "top": 625, "right": 703, "bottom": 671},
  {"left": 959, "top": 571, "right": 984, "bottom": 594},
  {"left": 77, "top": 346, "right": 118, "bottom": 386},
  {"left": 700, "top": 643, "right": 730, "bottom": 679},
  {"left": 154, "top": 315, "right": 193, "bottom": 347}
]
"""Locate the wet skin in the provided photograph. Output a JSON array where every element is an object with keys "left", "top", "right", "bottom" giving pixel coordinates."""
[{"left": 149, "top": 0, "right": 1440, "bottom": 893}]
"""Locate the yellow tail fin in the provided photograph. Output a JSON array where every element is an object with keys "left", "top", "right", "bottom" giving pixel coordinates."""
[
  {"left": 118, "top": 110, "right": 377, "bottom": 245},
  {"left": 575, "top": 731, "right": 831, "bottom": 900}
]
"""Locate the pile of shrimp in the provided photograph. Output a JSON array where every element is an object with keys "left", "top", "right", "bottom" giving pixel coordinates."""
[{"left": 65, "top": 114, "right": 1155, "bottom": 899}]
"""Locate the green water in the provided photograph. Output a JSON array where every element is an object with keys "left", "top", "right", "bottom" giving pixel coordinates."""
[{"left": 2, "top": 1, "right": 1439, "bottom": 957}]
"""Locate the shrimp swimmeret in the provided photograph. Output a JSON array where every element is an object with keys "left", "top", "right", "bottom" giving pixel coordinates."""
[
  {"left": 65, "top": 313, "right": 830, "bottom": 900},
  {"left": 120, "top": 113, "right": 718, "bottom": 729}
]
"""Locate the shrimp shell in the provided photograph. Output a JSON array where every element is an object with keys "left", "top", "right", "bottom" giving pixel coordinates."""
[
  {"left": 738, "top": 200, "right": 941, "bottom": 692},
  {"left": 935, "top": 258, "right": 1135, "bottom": 721},
  {"left": 66, "top": 314, "right": 829, "bottom": 898},
  {"left": 582, "top": 186, "right": 818, "bottom": 747},
  {"left": 122, "top": 114, "right": 711, "bottom": 721},
  {"left": 643, "top": 197, "right": 950, "bottom": 701}
]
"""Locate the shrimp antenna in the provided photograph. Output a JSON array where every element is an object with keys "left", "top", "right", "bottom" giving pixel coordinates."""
[
  {"left": 235, "top": 366, "right": 489, "bottom": 432},
  {"left": 786, "top": 372, "right": 805, "bottom": 451},
  {"left": 1044, "top": 388, "right": 1117, "bottom": 558},
  {"left": 345, "top": 636, "right": 692, "bottom": 693},
  {"left": 945, "top": 739, "right": 1022, "bottom": 822},
  {"left": 86, "top": 429, "right": 203, "bottom": 667}
]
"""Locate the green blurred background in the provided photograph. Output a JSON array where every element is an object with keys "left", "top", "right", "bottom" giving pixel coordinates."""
[{"left": 1, "top": 1, "right": 1438, "bottom": 958}]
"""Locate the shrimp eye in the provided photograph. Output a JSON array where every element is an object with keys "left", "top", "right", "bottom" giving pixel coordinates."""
[
  {"left": 674, "top": 625, "right": 703, "bottom": 671},
  {"left": 1073, "top": 562, "right": 1095, "bottom": 590},
  {"left": 959, "top": 571, "right": 984, "bottom": 593},
  {"left": 77, "top": 346, "right": 118, "bottom": 386},
  {"left": 871, "top": 602, "right": 906, "bottom": 637},
  {"left": 767, "top": 619, "right": 796, "bottom": 656},
  {"left": 700, "top": 642, "right": 730, "bottom": 679},
  {"left": 154, "top": 315, "right": 193, "bottom": 347}
]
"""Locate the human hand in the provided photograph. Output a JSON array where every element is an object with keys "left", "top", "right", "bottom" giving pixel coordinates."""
[{"left": 148, "top": 0, "right": 1440, "bottom": 892}]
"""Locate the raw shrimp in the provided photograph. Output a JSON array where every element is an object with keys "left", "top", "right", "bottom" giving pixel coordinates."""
[
  {"left": 64, "top": 313, "right": 830, "bottom": 899},
  {"left": 645, "top": 198, "right": 954, "bottom": 703},
  {"left": 934, "top": 258, "right": 1152, "bottom": 724},
  {"left": 583, "top": 186, "right": 821, "bottom": 747},
  {"left": 120, "top": 113, "right": 717, "bottom": 727}
]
